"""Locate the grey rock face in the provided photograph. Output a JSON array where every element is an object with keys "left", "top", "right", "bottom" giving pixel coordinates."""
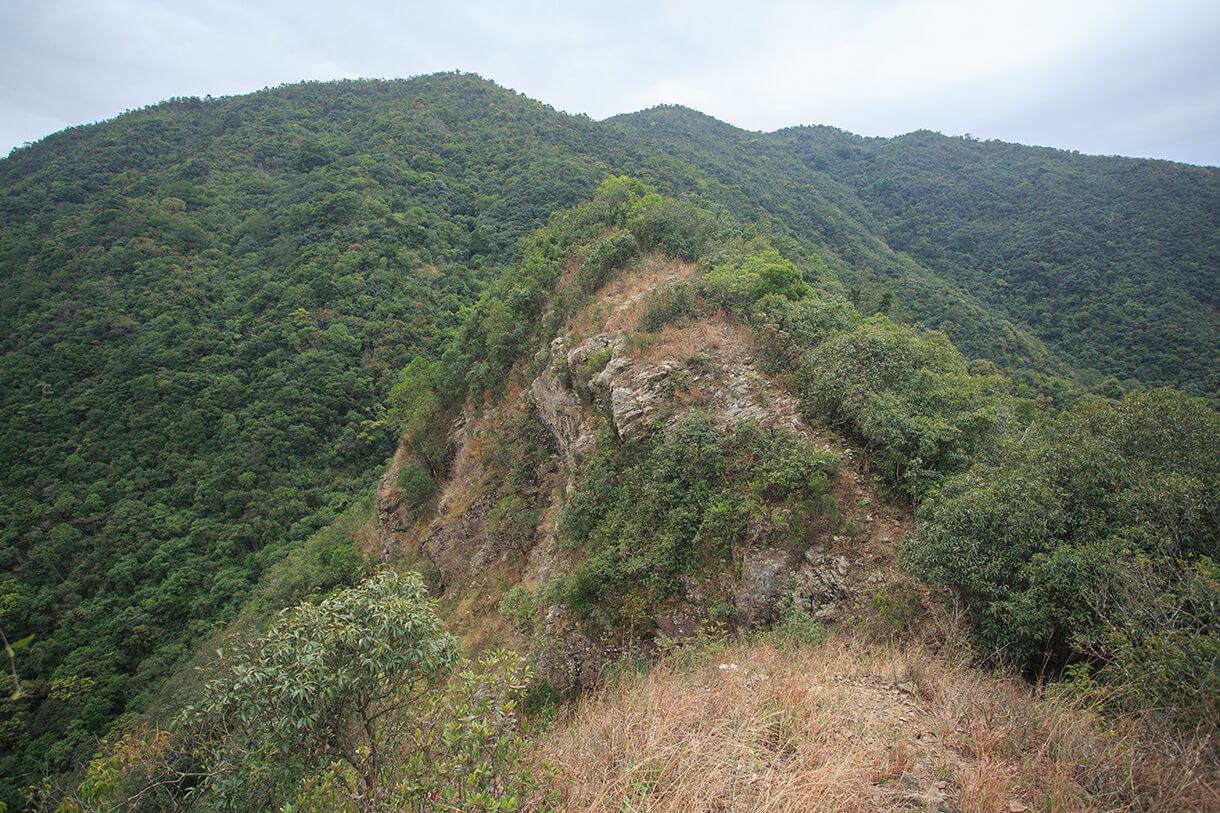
[
  {"left": 422, "top": 493, "right": 494, "bottom": 589},
  {"left": 735, "top": 548, "right": 794, "bottom": 627},
  {"left": 791, "top": 549, "right": 851, "bottom": 620}
]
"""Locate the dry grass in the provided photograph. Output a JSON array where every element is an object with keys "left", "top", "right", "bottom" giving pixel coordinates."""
[
  {"left": 559, "top": 254, "right": 695, "bottom": 339},
  {"left": 597, "top": 255, "right": 696, "bottom": 336},
  {"left": 531, "top": 633, "right": 1220, "bottom": 812},
  {"left": 628, "top": 315, "right": 755, "bottom": 368}
]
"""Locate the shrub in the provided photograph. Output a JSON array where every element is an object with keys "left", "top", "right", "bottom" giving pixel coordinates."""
[
  {"left": 559, "top": 416, "right": 841, "bottom": 629},
  {"left": 866, "top": 582, "right": 923, "bottom": 638},
  {"left": 396, "top": 463, "right": 437, "bottom": 517},
  {"left": 700, "top": 247, "right": 809, "bottom": 313},
  {"left": 486, "top": 494, "right": 539, "bottom": 554},
  {"left": 905, "top": 389, "right": 1220, "bottom": 690},
  {"left": 627, "top": 194, "right": 727, "bottom": 261},
  {"left": 795, "top": 317, "right": 1013, "bottom": 493},
  {"left": 91, "top": 574, "right": 543, "bottom": 812},
  {"left": 499, "top": 585, "right": 536, "bottom": 634},
  {"left": 638, "top": 280, "right": 699, "bottom": 332},
  {"left": 578, "top": 230, "right": 639, "bottom": 292},
  {"left": 1076, "top": 555, "right": 1220, "bottom": 740}
]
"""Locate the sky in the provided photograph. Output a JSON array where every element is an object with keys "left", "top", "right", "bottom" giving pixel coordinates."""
[{"left": 2, "top": 0, "right": 1218, "bottom": 165}]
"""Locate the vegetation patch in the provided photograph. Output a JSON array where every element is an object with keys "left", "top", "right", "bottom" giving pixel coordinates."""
[
  {"left": 906, "top": 388, "right": 1220, "bottom": 740},
  {"left": 558, "top": 415, "right": 839, "bottom": 630}
]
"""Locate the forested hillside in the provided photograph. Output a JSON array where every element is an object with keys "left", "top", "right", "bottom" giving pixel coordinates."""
[
  {"left": 609, "top": 106, "right": 1220, "bottom": 397},
  {"left": 61, "top": 175, "right": 1220, "bottom": 812},
  {"left": 0, "top": 72, "right": 1217, "bottom": 808},
  {"left": 0, "top": 74, "right": 617, "bottom": 799}
]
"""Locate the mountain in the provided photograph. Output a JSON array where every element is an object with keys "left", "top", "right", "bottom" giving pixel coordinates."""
[
  {"left": 607, "top": 105, "right": 1220, "bottom": 398},
  {"left": 0, "top": 73, "right": 1216, "bottom": 808},
  {"left": 60, "top": 172, "right": 1220, "bottom": 812}
]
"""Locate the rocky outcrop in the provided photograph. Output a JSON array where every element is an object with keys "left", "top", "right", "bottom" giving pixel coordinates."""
[
  {"left": 377, "top": 260, "right": 908, "bottom": 696},
  {"left": 376, "top": 460, "right": 407, "bottom": 562},
  {"left": 793, "top": 546, "right": 851, "bottom": 620},
  {"left": 734, "top": 544, "right": 854, "bottom": 629},
  {"left": 530, "top": 338, "right": 593, "bottom": 473},
  {"left": 423, "top": 492, "right": 494, "bottom": 590},
  {"left": 735, "top": 548, "right": 793, "bottom": 627},
  {"left": 532, "top": 330, "right": 811, "bottom": 464}
]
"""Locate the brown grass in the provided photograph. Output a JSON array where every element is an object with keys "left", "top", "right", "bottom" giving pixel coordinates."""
[
  {"left": 530, "top": 633, "right": 1220, "bottom": 812},
  {"left": 562, "top": 254, "right": 696, "bottom": 339},
  {"left": 628, "top": 315, "right": 755, "bottom": 368}
]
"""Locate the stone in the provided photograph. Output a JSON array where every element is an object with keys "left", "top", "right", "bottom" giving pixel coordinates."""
[{"left": 735, "top": 547, "right": 793, "bottom": 628}]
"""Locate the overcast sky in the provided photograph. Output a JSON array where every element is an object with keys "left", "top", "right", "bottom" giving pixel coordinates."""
[{"left": 2, "top": 0, "right": 1218, "bottom": 165}]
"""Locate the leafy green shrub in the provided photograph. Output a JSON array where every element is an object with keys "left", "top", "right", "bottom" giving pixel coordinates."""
[
  {"left": 485, "top": 495, "right": 539, "bottom": 554},
  {"left": 578, "top": 230, "right": 639, "bottom": 292},
  {"left": 572, "top": 347, "right": 612, "bottom": 402},
  {"left": 905, "top": 390, "right": 1220, "bottom": 687},
  {"left": 1086, "top": 555, "right": 1220, "bottom": 739},
  {"left": 396, "top": 463, "right": 437, "bottom": 517},
  {"left": 386, "top": 650, "right": 548, "bottom": 811},
  {"left": 93, "top": 573, "right": 543, "bottom": 811},
  {"left": 638, "top": 280, "right": 699, "bottom": 331},
  {"left": 700, "top": 247, "right": 810, "bottom": 313},
  {"left": 626, "top": 194, "right": 728, "bottom": 261},
  {"left": 795, "top": 317, "right": 1014, "bottom": 493},
  {"left": 482, "top": 413, "right": 550, "bottom": 495},
  {"left": 499, "top": 585, "right": 536, "bottom": 634},
  {"left": 751, "top": 292, "right": 860, "bottom": 367},
  {"left": 866, "top": 582, "right": 923, "bottom": 638},
  {"left": 559, "top": 416, "right": 840, "bottom": 628},
  {"left": 195, "top": 570, "right": 460, "bottom": 809}
]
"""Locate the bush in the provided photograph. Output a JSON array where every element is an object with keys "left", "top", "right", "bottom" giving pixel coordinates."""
[
  {"left": 866, "top": 582, "right": 923, "bottom": 638},
  {"left": 1090, "top": 556, "right": 1220, "bottom": 739},
  {"left": 627, "top": 195, "right": 727, "bottom": 261},
  {"left": 578, "top": 230, "right": 639, "bottom": 292},
  {"left": 794, "top": 317, "right": 1013, "bottom": 493},
  {"left": 486, "top": 495, "right": 539, "bottom": 554},
  {"left": 700, "top": 247, "right": 809, "bottom": 314},
  {"left": 396, "top": 463, "right": 437, "bottom": 517},
  {"left": 499, "top": 585, "right": 536, "bottom": 634},
  {"left": 638, "top": 280, "right": 699, "bottom": 331},
  {"left": 90, "top": 574, "right": 543, "bottom": 812},
  {"left": 559, "top": 416, "right": 842, "bottom": 628},
  {"left": 905, "top": 389, "right": 1220, "bottom": 688}
]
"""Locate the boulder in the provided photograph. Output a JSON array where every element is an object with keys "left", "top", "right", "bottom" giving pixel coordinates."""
[{"left": 735, "top": 547, "right": 794, "bottom": 628}]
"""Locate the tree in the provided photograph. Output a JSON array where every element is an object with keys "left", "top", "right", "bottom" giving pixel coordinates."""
[
  {"left": 192, "top": 570, "right": 460, "bottom": 811},
  {"left": 70, "top": 572, "right": 541, "bottom": 812},
  {"left": 905, "top": 389, "right": 1220, "bottom": 678},
  {"left": 387, "top": 358, "right": 452, "bottom": 478}
]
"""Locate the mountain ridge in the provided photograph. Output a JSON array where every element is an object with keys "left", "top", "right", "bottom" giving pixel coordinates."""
[{"left": 1, "top": 73, "right": 1217, "bottom": 808}]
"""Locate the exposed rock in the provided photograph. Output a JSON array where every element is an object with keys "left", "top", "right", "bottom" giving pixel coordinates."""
[
  {"left": 589, "top": 354, "right": 669, "bottom": 441},
  {"left": 791, "top": 548, "right": 851, "bottom": 620},
  {"left": 378, "top": 265, "right": 905, "bottom": 698},
  {"left": 423, "top": 493, "right": 494, "bottom": 591},
  {"left": 535, "top": 331, "right": 813, "bottom": 459},
  {"left": 534, "top": 603, "right": 601, "bottom": 693},
  {"left": 735, "top": 547, "right": 793, "bottom": 628},
  {"left": 376, "top": 460, "right": 406, "bottom": 562},
  {"left": 530, "top": 336, "right": 593, "bottom": 472}
]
